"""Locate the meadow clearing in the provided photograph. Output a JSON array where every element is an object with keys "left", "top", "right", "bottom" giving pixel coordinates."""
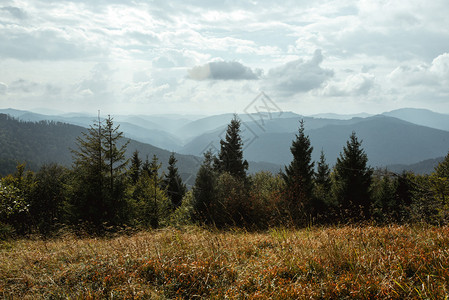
[{"left": 1, "top": 225, "right": 448, "bottom": 299}]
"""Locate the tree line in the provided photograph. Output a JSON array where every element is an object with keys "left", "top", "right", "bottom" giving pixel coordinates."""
[{"left": 1, "top": 114, "right": 449, "bottom": 237}]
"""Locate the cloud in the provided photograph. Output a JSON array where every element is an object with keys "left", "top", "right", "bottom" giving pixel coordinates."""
[
  {"left": 75, "top": 63, "right": 113, "bottom": 95},
  {"left": 8, "top": 79, "right": 39, "bottom": 93},
  {"left": 265, "top": 49, "right": 333, "bottom": 96},
  {"left": 321, "top": 73, "right": 375, "bottom": 97},
  {"left": 188, "top": 61, "right": 260, "bottom": 80},
  {"left": 1, "top": 6, "right": 26, "bottom": 19},
  {"left": 389, "top": 52, "right": 449, "bottom": 87},
  {"left": 0, "top": 82, "right": 7, "bottom": 95},
  {"left": 0, "top": 26, "right": 104, "bottom": 61}
]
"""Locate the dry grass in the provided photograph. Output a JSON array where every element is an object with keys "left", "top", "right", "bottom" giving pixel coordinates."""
[{"left": 1, "top": 225, "right": 449, "bottom": 299}]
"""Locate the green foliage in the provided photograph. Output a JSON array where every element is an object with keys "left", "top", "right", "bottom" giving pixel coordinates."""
[
  {"left": 0, "top": 179, "right": 28, "bottom": 219},
  {"left": 313, "top": 150, "right": 331, "bottom": 220},
  {"left": 282, "top": 120, "right": 316, "bottom": 224},
  {"left": 248, "top": 171, "right": 285, "bottom": 228},
  {"left": 334, "top": 132, "right": 373, "bottom": 221},
  {"left": 409, "top": 155, "right": 449, "bottom": 224},
  {"left": 29, "top": 163, "right": 70, "bottom": 234},
  {"left": 103, "top": 115, "right": 129, "bottom": 196},
  {"left": 164, "top": 153, "right": 186, "bottom": 209},
  {"left": 192, "top": 151, "right": 218, "bottom": 225},
  {"left": 214, "top": 114, "right": 248, "bottom": 180},
  {"left": 129, "top": 150, "right": 142, "bottom": 184},
  {"left": 169, "top": 191, "right": 195, "bottom": 227},
  {"left": 214, "top": 172, "right": 249, "bottom": 227},
  {"left": 0, "top": 164, "right": 34, "bottom": 234},
  {"left": 435, "top": 151, "right": 449, "bottom": 178},
  {"left": 70, "top": 115, "right": 129, "bottom": 229},
  {"left": 128, "top": 171, "right": 171, "bottom": 228},
  {"left": 2, "top": 113, "right": 449, "bottom": 234},
  {"left": 0, "top": 114, "right": 82, "bottom": 176}
]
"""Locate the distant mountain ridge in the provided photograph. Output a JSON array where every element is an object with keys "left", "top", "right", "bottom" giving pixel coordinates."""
[
  {"left": 382, "top": 108, "right": 449, "bottom": 132},
  {"left": 386, "top": 157, "right": 445, "bottom": 175},
  {"left": 179, "top": 114, "right": 449, "bottom": 170},
  {"left": 1, "top": 107, "right": 449, "bottom": 176}
]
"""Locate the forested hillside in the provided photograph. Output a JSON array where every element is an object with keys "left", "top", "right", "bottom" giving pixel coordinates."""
[
  {"left": 0, "top": 114, "right": 82, "bottom": 175},
  {"left": 0, "top": 114, "right": 200, "bottom": 177}
]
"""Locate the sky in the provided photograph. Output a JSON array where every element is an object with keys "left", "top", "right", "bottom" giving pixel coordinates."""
[{"left": 0, "top": 0, "right": 449, "bottom": 116}]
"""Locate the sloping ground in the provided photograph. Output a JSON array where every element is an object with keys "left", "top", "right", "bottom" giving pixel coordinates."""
[{"left": 1, "top": 225, "right": 448, "bottom": 298}]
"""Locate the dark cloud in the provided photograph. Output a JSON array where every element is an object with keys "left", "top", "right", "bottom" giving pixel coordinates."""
[
  {"left": 188, "top": 61, "right": 260, "bottom": 80},
  {"left": 265, "top": 50, "right": 333, "bottom": 96},
  {"left": 1, "top": 6, "right": 26, "bottom": 19},
  {"left": 9, "top": 79, "right": 39, "bottom": 93}
]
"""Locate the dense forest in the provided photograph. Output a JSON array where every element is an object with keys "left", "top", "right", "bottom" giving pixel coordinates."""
[{"left": 1, "top": 114, "right": 449, "bottom": 237}]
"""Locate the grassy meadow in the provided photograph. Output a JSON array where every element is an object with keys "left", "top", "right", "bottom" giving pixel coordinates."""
[{"left": 1, "top": 225, "right": 449, "bottom": 299}]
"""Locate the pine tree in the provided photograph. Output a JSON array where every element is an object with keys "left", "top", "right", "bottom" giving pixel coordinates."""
[
  {"left": 214, "top": 114, "right": 248, "bottom": 179},
  {"left": 141, "top": 155, "right": 151, "bottom": 177},
  {"left": 103, "top": 115, "right": 129, "bottom": 195},
  {"left": 282, "top": 119, "right": 315, "bottom": 221},
  {"left": 315, "top": 150, "right": 331, "bottom": 190},
  {"left": 71, "top": 114, "right": 129, "bottom": 227},
  {"left": 435, "top": 151, "right": 449, "bottom": 178},
  {"left": 129, "top": 150, "right": 142, "bottom": 184},
  {"left": 193, "top": 150, "right": 217, "bottom": 224},
  {"left": 164, "top": 153, "right": 186, "bottom": 209},
  {"left": 334, "top": 132, "right": 373, "bottom": 221},
  {"left": 71, "top": 115, "right": 106, "bottom": 226},
  {"left": 313, "top": 150, "right": 331, "bottom": 219},
  {"left": 148, "top": 154, "right": 163, "bottom": 227}
]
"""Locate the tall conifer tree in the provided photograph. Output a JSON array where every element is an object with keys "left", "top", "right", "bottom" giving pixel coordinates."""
[
  {"left": 193, "top": 150, "right": 217, "bottom": 224},
  {"left": 164, "top": 153, "right": 186, "bottom": 209},
  {"left": 71, "top": 114, "right": 128, "bottom": 227},
  {"left": 214, "top": 114, "right": 248, "bottom": 179},
  {"left": 129, "top": 150, "right": 142, "bottom": 184},
  {"left": 282, "top": 119, "right": 315, "bottom": 221},
  {"left": 334, "top": 132, "right": 373, "bottom": 221}
]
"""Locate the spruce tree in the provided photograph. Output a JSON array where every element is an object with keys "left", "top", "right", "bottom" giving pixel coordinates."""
[
  {"left": 214, "top": 114, "right": 248, "bottom": 179},
  {"left": 315, "top": 150, "right": 331, "bottom": 190},
  {"left": 435, "top": 151, "right": 449, "bottom": 178},
  {"left": 103, "top": 115, "right": 129, "bottom": 195},
  {"left": 71, "top": 114, "right": 129, "bottom": 228},
  {"left": 141, "top": 155, "right": 151, "bottom": 177},
  {"left": 193, "top": 150, "right": 217, "bottom": 224},
  {"left": 282, "top": 119, "right": 315, "bottom": 221},
  {"left": 334, "top": 132, "right": 373, "bottom": 221},
  {"left": 129, "top": 150, "right": 142, "bottom": 184},
  {"left": 164, "top": 153, "right": 186, "bottom": 209},
  {"left": 71, "top": 115, "right": 106, "bottom": 226},
  {"left": 148, "top": 154, "right": 163, "bottom": 227},
  {"left": 313, "top": 150, "right": 331, "bottom": 219}
]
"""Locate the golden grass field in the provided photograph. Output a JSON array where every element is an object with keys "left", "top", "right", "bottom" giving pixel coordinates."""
[{"left": 1, "top": 225, "right": 449, "bottom": 299}]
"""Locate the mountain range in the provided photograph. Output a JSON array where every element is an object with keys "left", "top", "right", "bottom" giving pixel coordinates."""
[{"left": 1, "top": 107, "right": 448, "bottom": 177}]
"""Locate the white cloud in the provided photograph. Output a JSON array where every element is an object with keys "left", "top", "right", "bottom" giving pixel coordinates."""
[
  {"left": 321, "top": 73, "right": 375, "bottom": 97},
  {"left": 264, "top": 50, "right": 334, "bottom": 97},
  {"left": 0, "top": 82, "right": 7, "bottom": 95},
  {"left": 1, "top": 0, "right": 449, "bottom": 114},
  {"left": 389, "top": 53, "right": 449, "bottom": 87}
]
